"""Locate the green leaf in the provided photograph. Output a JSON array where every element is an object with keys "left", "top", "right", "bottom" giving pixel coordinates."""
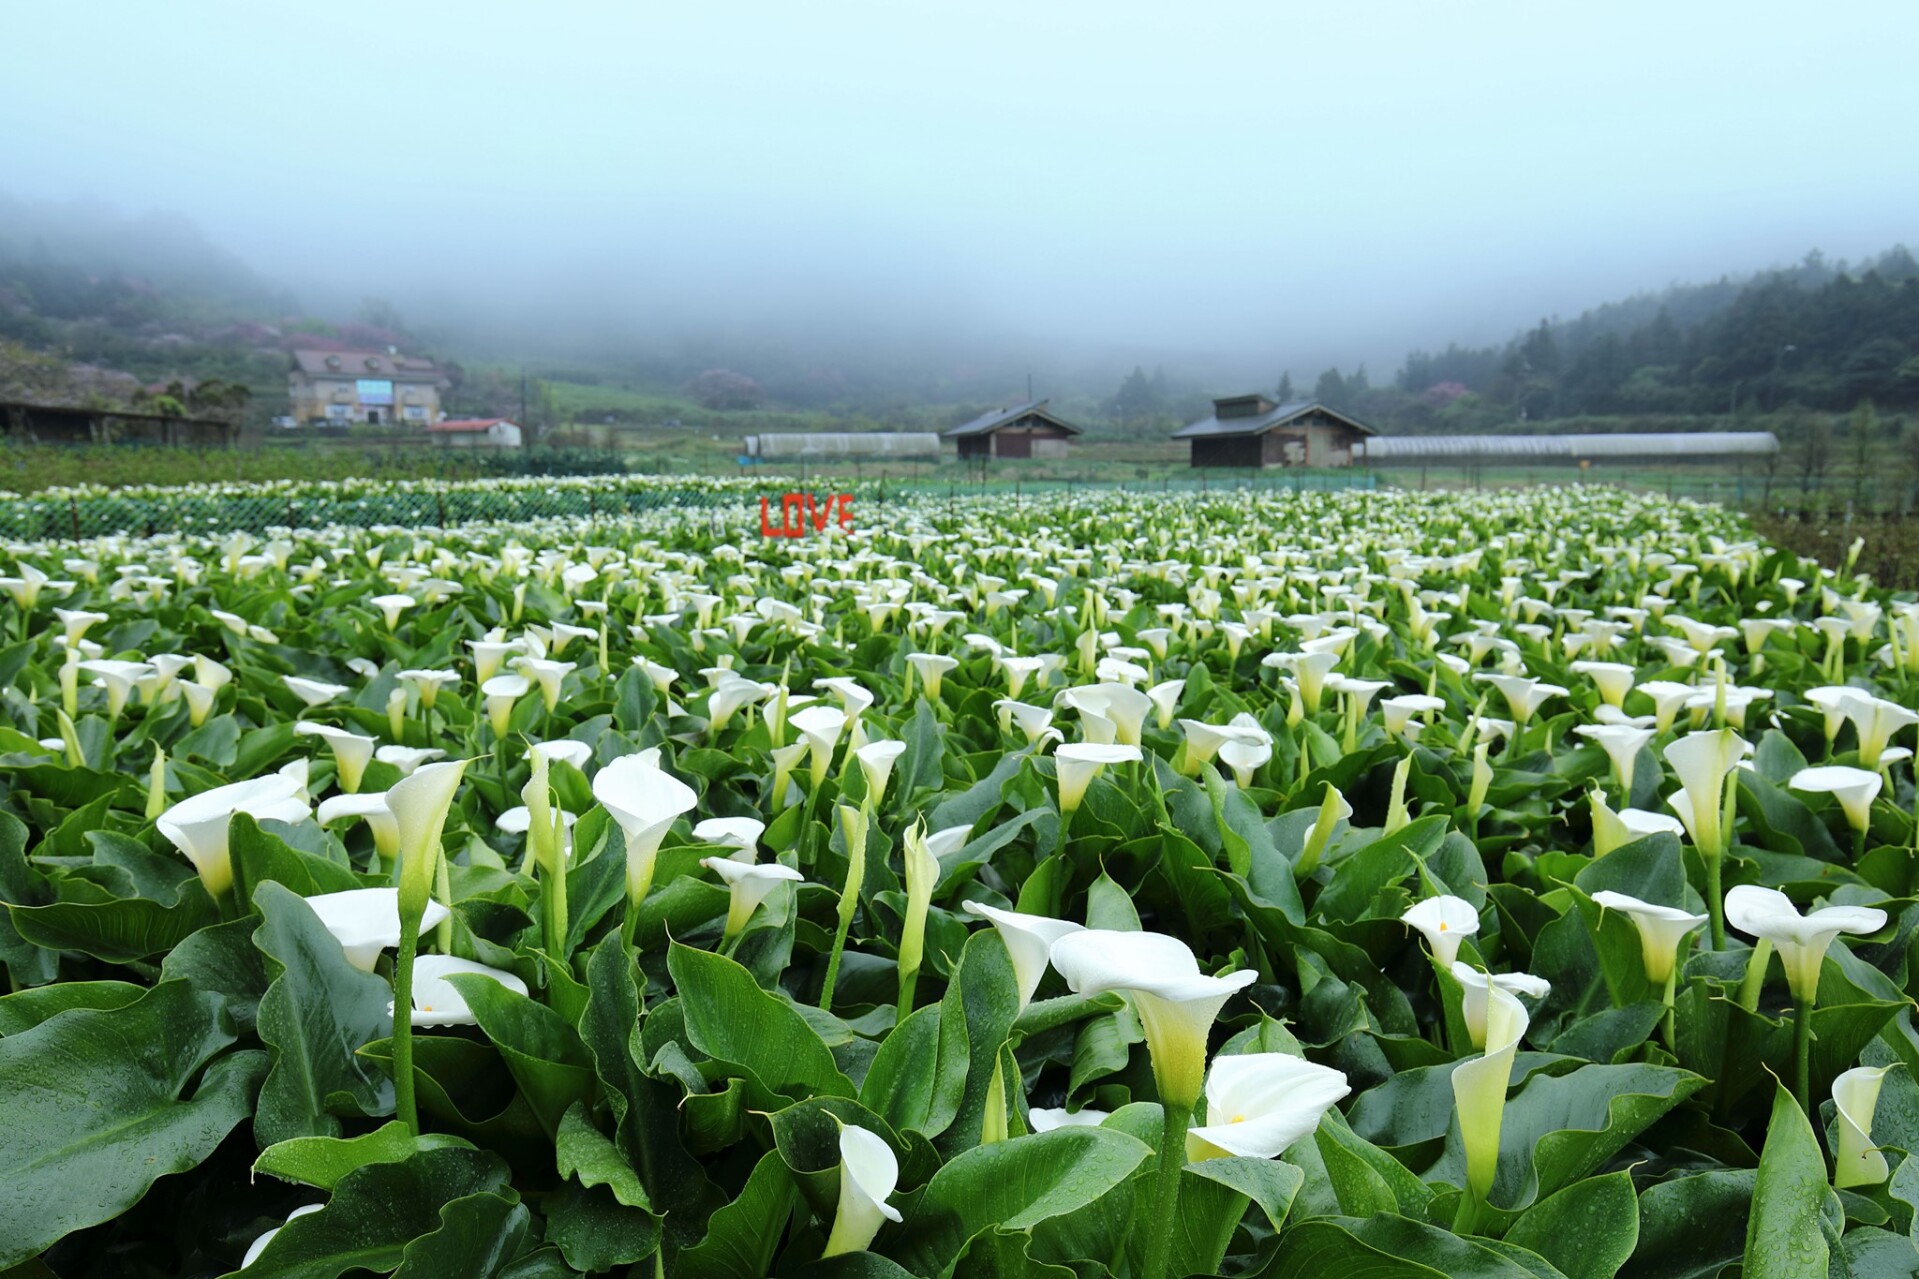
[
  {"left": 1422, "top": 1062, "right": 1705, "bottom": 1210},
  {"left": 444, "top": 972, "right": 595, "bottom": 1139},
  {"left": 1503, "top": 1171, "right": 1639, "bottom": 1279},
  {"left": 668, "top": 940, "right": 855, "bottom": 1105},
  {"left": 0, "top": 979, "right": 144, "bottom": 1035},
  {"left": 388, "top": 1192, "right": 531, "bottom": 1279},
  {"left": 935, "top": 926, "right": 1021, "bottom": 1155},
  {"left": 254, "top": 1120, "right": 470, "bottom": 1190},
  {"left": 240, "top": 1147, "right": 513, "bottom": 1278},
  {"left": 0, "top": 981, "right": 266, "bottom": 1267},
  {"left": 1315, "top": 1108, "right": 1436, "bottom": 1219},
  {"left": 1744, "top": 1082, "right": 1832, "bottom": 1279},
  {"left": 678, "top": 1149, "right": 798, "bottom": 1279},
  {"left": 893, "top": 1127, "right": 1153, "bottom": 1276},
  {"left": 1185, "top": 1155, "right": 1305, "bottom": 1231},
  {"left": 251, "top": 881, "right": 395, "bottom": 1144},
  {"left": 1270, "top": 1214, "right": 1561, "bottom": 1278},
  {"left": 7, "top": 885, "right": 218, "bottom": 963},
  {"left": 579, "top": 934, "right": 710, "bottom": 1248},
  {"left": 861, "top": 1001, "right": 967, "bottom": 1138},
  {"left": 555, "top": 1101, "right": 652, "bottom": 1209},
  {"left": 545, "top": 1180, "right": 661, "bottom": 1273},
  {"left": 1631, "top": 1169, "right": 1756, "bottom": 1279}
]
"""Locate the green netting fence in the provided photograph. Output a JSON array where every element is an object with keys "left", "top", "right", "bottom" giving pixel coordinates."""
[{"left": 0, "top": 469, "right": 1384, "bottom": 541}]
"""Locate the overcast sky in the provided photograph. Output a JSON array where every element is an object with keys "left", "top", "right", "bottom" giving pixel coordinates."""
[{"left": 4, "top": 1, "right": 1916, "bottom": 379}]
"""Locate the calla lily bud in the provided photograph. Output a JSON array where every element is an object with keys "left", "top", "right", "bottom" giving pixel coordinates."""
[
  {"left": 388, "top": 760, "right": 469, "bottom": 923},
  {"left": 1832, "top": 1065, "right": 1895, "bottom": 1189},
  {"left": 896, "top": 820, "right": 939, "bottom": 1009},
  {"left": 146, "top": 745, "right": 167, "bottom": 820},
  {"left": 1186, "top": 1052, "right": 1350, "bottom": 1161},
  {"left": 1296, "top": 783, "right": 1352, "bottom": 877},
  {"left": 821, "top": 1123, "right": 902, "bottom": 1257},
  {"left": 1051, "top": 929, "right": 1256, "bottom": 1108},
  {"left": 1453, "top": 985, "right": 1529, "bottom": 1206},
  {"left": 1467, "top": 741, "right": 1493, "bottom": 816},
  {"left": 1402, "top": 895, "right": 1479, "bottom": 968}
]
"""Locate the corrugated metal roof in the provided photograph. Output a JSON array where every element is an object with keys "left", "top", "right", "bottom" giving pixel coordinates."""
[
  {"left": 1359, "top": 431, "right": 1781, "bottom": 460},
  {"left": 942, "top": 399, "right": 1084, "bottom": 438},
  {"left": 1171, "top": 400, "right": 1378, "bottom": 440},
  {"left": 743, "top": 432, "right": 943, "bottom": 459}
]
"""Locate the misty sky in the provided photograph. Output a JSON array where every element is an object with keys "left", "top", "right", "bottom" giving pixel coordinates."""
[{"left": 4, "top": 1, "right": 1917, "bottom": 379}]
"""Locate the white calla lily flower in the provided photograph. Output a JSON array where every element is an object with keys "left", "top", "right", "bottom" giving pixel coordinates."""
[
  {"left": 703, "top": 856, "right": 803, "bottom": 939},
  {"left": 1832, "top": 1065, "right": 1895, "bottom": 1189},
  {"left": 1050, "top": 929, "right": 1256, "bottom": 1107},
  {"left": 1054, "top": 742, "right": 1142, "bottom": 813},
  {"left": 1787, "top": 765, "right": 1882, "bottom": 835},
  {"left": 394, "top": 955, "right": 528, "bottom": 1026},
  {"left": 1185, "top": 1051, "right": 1350, "bottom": 1160},
  {"left": 1401, "top": 894, "right": 1479, "bottom": 968},
  {"left": 594, "top": 752, "right": 698, "bottom": 913},
  {"left": 305, "top": 887, "right": 452, "bottom": 971},
  {"left": 821, "top": 1123, "right": 902, "bottom": 1257},
  {"left": 1448, "top": 963, "right": 1551, "bottom": 1049},
  {"left": 1724, "top": 885, "right": 1885, "bottom": 1004},
  {"left": 158, "top": 776, "right": 311, "bottom": 897},
  {"left": 1590, "top": 891, "right": 1707, "bottom": 984}
]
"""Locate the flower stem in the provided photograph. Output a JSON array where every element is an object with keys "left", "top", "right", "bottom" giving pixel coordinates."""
[
  {"left": 392, "top": 912, "right": 421, "bottom": 1135},
  {"left": 1142, "top": 1101, "right": 1192, "bottom": 1279},
  {"left": 821, "top": 907, "right": 853, "bottom": 1011},
  {"left": 1452, "top": 1184, "right": 1486, "bottom": 1236},
  {"left": 1704, "top": 852, "right": 1725, "bottom": 950},
  {"left": 1659, "top": 970, "right": 1677, "bottom": 1051},
  {"left": 1792, "top": 999, "right": 1813, "bottom": 1115}
]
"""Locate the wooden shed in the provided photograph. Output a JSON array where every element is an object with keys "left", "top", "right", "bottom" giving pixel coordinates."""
[
  {"left": 943, "top": 399, "right": 1082, "bottom": 461},
  {"left": 1172, "top": 396, "right": 1375, "bottom": 468}
]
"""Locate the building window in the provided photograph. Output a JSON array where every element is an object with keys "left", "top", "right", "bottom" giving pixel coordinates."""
[
  {"left": 325, "top": 404, "right": 351, "bottom": 421},
  {"left": 403, "top": 406, "right": 428, "bottom": 421}
]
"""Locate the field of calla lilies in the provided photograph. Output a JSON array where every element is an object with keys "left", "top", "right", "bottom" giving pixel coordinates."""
[{"left": 2, "top": 484, "right": 1918, "bottom": 1279}]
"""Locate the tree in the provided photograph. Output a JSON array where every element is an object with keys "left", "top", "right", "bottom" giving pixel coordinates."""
[
  {"left": 1849, "top": 400, "right": 1878, "bottom": 508},
  {"left": 1275, "top": 371, "right": 1296, "bottom": 403},
  {"left": 1313, "top": 368, "right": 1347, "bottom": 408},
  {"left": 687, "top": 369, "right": 765, "bottom": 411},
  {"left": 1791, "top": 412, "right": 1834, "bottom": 496},
  {"left": 1112, "top": 365, "right": 1160, "bottom": 426}
]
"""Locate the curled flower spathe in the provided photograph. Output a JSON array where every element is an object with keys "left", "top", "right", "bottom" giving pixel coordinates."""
[{"left": 1185, "top": 1051, "right": 1350, "bottom": 1160}]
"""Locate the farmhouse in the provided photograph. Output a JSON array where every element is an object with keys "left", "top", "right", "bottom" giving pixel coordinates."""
[
  {"left": 426, "top": 418, "right": 524, "bottom": 448},
  {"left": 1173, "top": 397, "right": 1375, "bottom": 468},
  {"left": 288, "top": 349, "right": 448, "bottom": 426},
  {"left": 943, "top": 399, "right": 1082, "bottom": 461}
]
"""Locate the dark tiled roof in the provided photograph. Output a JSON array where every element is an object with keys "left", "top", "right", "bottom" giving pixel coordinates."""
[
  {"left": 292, "top": 349, "right": 443, "bottom": 381},
  {"left": 942, "top": 399, "right": 1084, "bottom": 438},
  {"left": 1171, "top": 399, "right": 1377, "bottom": 440}
]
